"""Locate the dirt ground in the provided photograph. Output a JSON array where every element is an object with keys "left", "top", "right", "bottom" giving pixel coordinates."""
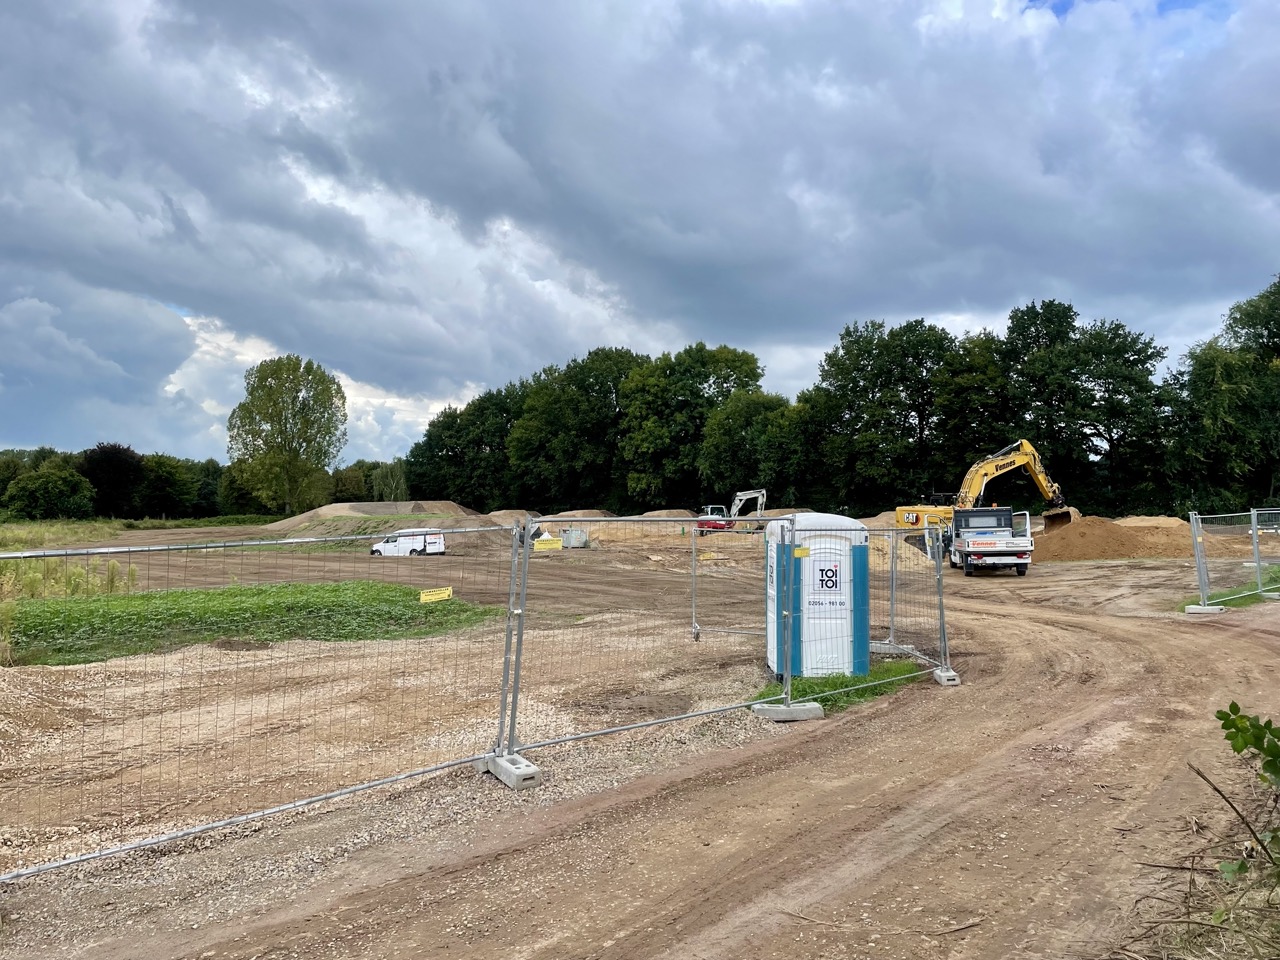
[{"left": 1, "top": 517, "right": 1278, "bottom": 959}]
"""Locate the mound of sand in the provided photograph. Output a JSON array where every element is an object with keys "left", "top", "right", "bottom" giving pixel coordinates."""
[
  {"left": 266, "top": 500, "right": 478, "bottom": 533},
  {"left": 486, "top": 509, "right": 542, "bottom": 525},
  {"left": 1113, "top": 515, "right": 1190, "bottom": 529},
  {"left": 760, "top": 507, "right": 814, "bottom": 517},
  {"left": 642, "top": 509, "right": 696, "bottom": 518},
  {"left": 540, "top": 509, "right": 618, "bottom": 520},
  {"left": 858, "top": 510, "right": 900, "bottom": 528},
  {"left": 1035, "top": 515, "right": 1199, "bottom": 562}
]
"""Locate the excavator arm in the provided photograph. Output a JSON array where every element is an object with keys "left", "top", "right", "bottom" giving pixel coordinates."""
[
  {"left": 897, "top": 439, "right": 1073, "bottom": 532},
  {"left": 955, "top": 440, "right": 1067, "bottom": 510},
  {"left": 729, "top": 489, "right": 767, "bottom": 518}
]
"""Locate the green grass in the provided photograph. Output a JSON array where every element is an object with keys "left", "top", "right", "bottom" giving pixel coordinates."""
[
  {"left": 754, "top": 659, "right": 925, "bottom": 712},
  {"left": 0, "top": 516, "right": 281, "bottom": 552},
  {"left": 1, "top": 581, "right": 503, "bottom": 666},
  {"left": 0, "top": 519, "right": 130, "bottom": 552},
  {"left": 119, "top": 515, "right": 283, "bottom": 529},
  {"left": 1180, "top": 564, "right": 1280, "bottom": 611}
]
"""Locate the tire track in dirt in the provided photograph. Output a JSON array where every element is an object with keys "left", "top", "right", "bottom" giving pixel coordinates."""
[{"left": 89, "top": 585, "right": 1275, "bottom": 960}]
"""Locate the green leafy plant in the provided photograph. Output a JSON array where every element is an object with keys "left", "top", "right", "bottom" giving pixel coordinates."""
[
  {"left": 1217, "top": 701, "right": 1280, "bottom": 789},
  {"left": 1210, "top": 702, "right": 1280, "bottom": 881}
]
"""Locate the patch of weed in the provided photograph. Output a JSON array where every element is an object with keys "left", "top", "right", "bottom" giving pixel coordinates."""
[{"left": 754, "top": 659, "right": 925, "bottom": 713}]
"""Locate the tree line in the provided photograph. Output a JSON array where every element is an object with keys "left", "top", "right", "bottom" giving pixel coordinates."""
[
  {"left": 405, "top": 278, "right": 1280, "bottom": 518},
  {"left": 2, "top": 277, "right": 1276, "bottom": 523}
]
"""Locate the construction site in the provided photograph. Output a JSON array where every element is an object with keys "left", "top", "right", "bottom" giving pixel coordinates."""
[{"left": 0, "top": 490, "right": 1276, "bottom": 958}]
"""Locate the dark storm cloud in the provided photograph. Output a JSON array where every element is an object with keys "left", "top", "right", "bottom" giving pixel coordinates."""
[{"left": 0, "top": 0, "right": 1276, "bottom": 459}]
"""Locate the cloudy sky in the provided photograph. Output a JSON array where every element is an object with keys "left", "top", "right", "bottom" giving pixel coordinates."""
[{"left": 1, "top": 0, "right": 1276, "bottom": 464}]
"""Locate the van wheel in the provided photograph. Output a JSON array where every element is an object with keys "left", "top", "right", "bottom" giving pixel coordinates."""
[
  {"left": 371, "top": 550, "right": 382, "bottom": 557},
  {"left": 948, "top": 553, "right": 959, "bottom": 569},
  {"left": 964, "top": 560, "right": 974, "bottom": 577},
  {"left": 409, "top": 549, "right": 421, "bottom": 556},
  {"left": 1016, "top": 564, "right": 1028, "bottom": 577}
]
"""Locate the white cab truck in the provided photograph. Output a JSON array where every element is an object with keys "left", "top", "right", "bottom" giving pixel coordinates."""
[
  {"left": 943, "top": 506, "right": 1033, "bottom": 577},
  {"left": 370, "top": 528, "right": 446, "bottom": 557}
]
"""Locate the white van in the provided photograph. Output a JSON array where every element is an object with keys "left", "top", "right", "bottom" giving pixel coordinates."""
[{"left": 370, "top": 528, "right": 446, "bottom": 557}]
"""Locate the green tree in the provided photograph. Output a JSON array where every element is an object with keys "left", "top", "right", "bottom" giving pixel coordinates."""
[
  {"left": 932, "top": 330, "right": 1020, "bottom": 494},
  {"left": 187, "top": 459, "right": 224, "bottom": 518},
  {"left": 405, "top": 406, "right": 468, "bottom": 503},
  {"left": 405, "top": 382, "right": 529, "bottom": 512},
  {"left": 217, "top": 461, "right": 271, "bottom": 515},
  {"left": 226, "top": 355, "right": 348, "bottom": 515},
  {"left": 332, "top": 464, "right": 370, "bottom": 502},
  {"left": 756, "top": 397, "right": 832, "bottom": 510},
  {"left": 1224, "top": 273, "right": 1280, "bottom": 363},
  {"left": 507, "top": 347, "right": 649, "bottom": 513},
  {"left": 0, "top": 453, "right": 28, "bottom": 504},
  {"left": 27, "top": 446, "right": 66, "bottom": 471},
  {"left": 808, "top": 320, "right": 955, "bottom": 516},
  {"left": 619, "top": 343, "right": 763, "bottom": 507},
  {"left": 1222, "top": 275, "right": 1280, "bottom": 503},
  {"left": 371, "top": 459, "right": 408, "bottom": 502},
  {"left": 1001, "top": 301, "right": 1095, "bottom": 498},
  {"left": 2, "top": 468, "right": 95, "bottom": 520},
  {"left": 78, "top": 442, "right": 144, "bottom": 518},
  {"left": 1073, "top": 320, "right": 1169, "bottom": 515},
  {"left": 697, "top": 389, "right": 789, "bottom": 496},
  {"left": 137, "top": 454, "right": 198, "bottom": 519}
]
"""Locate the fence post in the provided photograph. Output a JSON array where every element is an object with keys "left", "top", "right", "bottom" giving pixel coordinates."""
[
  {"left": 1190, "top": 512, "right": 1211, "bottom": 608},
  {"left": 887, "top": 530, "right": 899, "bottom": 646},
  {"left": 690, "top": 523, "right": 700, "bottom": 641},
  {"left": 484, "top": 517, "right": 543, "bottom": 790},
  {"left": 781, "top": 519, "right": 794, "bottom": 708},
  {"left": 493, "top": 523, "right": 523, "bottom": 754},
  {"left": 932, "top": 526, "right": 960, "bottom": 686},
  {"left": 1252, "top": 508, "right": 1264, "bottom": 595}
]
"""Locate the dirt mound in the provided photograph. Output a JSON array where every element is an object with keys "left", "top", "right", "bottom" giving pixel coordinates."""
[
  {"left": 1035, "top": 516, "right": 1196, "bottom": 561},
  {"left": 858, "top": 510, "right": 899, "bottom": 528},
  {"left": 266, "top": 501, "right": 477, "bottom": 533},
  {"left": 642, "top": 509, "right": 696, "bottom": 519},
  {"left": 1113, "top": 515, "right": 1189, "bottom": 529},
  {"left": 760, "top": 507, "right": 813, "bottom": 517},
  {"left": 540, "top": 509, "right": 618, "bottom": 520},
  {"left": 486, "top": 509, "right": 542, "bottom": 526}
]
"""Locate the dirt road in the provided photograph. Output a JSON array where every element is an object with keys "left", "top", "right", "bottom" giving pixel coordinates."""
[{"left": 2, "top": 559, "right": 1278, "bottom": 959}]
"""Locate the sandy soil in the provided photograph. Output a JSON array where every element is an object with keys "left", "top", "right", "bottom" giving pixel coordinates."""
[{"left": 1, "top": 515, "right": 1278, "bottom": 959}]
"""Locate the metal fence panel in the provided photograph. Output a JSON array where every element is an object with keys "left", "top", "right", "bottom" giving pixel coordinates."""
[
  {"left": 508, "top": 517, "right": 769, "bottom": 752},
  {"left": 0, "top": 524, "right": 518, "bottom": 878},
  {"left": 508, "top": 516, "right": 950, "bottom": 753},
  {"left": 1189, "top": 509, "right": 1280, "bottom": 606}
]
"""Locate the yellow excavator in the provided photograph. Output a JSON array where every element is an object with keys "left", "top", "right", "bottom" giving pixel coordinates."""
[{"left": 895, "top": 440, "right": 1075, "bottom": 533}]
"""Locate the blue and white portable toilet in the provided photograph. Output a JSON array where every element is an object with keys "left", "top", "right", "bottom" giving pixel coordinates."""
[{"left": 765, "top": 513, "right": 871, "bottom": 678}]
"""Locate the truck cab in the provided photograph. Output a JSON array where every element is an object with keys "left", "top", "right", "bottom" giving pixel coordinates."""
[{"left": 945, "top": 506, "right": 1033, "bottom": 577}]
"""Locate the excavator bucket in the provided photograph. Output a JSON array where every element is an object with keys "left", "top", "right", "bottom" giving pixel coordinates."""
[{"left": 1042, "top": 506, "right": 1079, "bottom": 532}]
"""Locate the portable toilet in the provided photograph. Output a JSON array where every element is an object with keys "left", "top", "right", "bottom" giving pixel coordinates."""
[{"left": 765, "top": 513, "right": 871, "bottom": 678}]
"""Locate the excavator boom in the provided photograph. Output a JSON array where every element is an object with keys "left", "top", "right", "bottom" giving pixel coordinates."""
[{"left": 896, "top": 439, "right": 1074, "bottom": 533}]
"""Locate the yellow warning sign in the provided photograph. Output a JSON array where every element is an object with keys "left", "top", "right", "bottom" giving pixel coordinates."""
[
  {"left": 419, "top": 586, "right": 454, "bottom": 603},
  {"left": 533, "top": 537, "right": 564, "bottom": 551},
  {"left": 792, "top": 547, "right": 810, "bottom": 558}
]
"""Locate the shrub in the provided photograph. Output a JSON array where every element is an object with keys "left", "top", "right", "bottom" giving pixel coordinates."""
[{"left": 2, "top": 468, "right": 95, "bottom": 520}]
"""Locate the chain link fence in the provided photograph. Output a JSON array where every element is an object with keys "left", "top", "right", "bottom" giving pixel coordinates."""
[
  {"left": 1, "top": 513, "right": 952, "bottom": 881},
  {"left": 1189, "top": 509, "right": 1280, "bottom": 607}
]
